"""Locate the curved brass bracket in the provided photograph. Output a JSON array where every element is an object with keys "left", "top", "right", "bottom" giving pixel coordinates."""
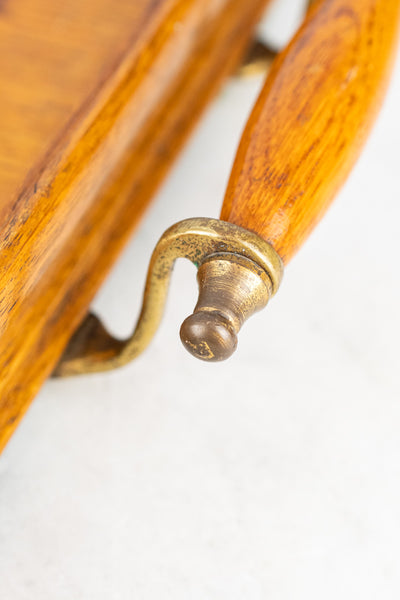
[
  {"left": 53, "top": 218, "right": 283, "bottom": 377},
  {"left": 237, "top": 40, "right": 276, "bottom": 78}
]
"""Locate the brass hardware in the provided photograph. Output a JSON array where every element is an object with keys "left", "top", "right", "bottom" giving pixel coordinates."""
[
  {"left": 237, "top": 39, "right": 276, "bottom": 77},
  {"left": 53, "top": 218, "right": 283, "bottom": 376},
  {"left": 180, "top": 254, "right": 272, "bottom": 361}
]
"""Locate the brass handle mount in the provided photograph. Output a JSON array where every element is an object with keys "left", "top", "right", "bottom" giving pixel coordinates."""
[{"left": 54, "top": 218, "right": 283, "bottom": 376}]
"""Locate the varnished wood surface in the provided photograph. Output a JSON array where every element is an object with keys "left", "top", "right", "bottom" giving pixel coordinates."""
[
  {"left": 221, "top": 0, "right": 400, "bottom": 263},
  {"left": 0, "top": 0, "right": 269, "bottom": 451},
  {"left": 0, "top": 0, "right": 167, "bottom": 218}
]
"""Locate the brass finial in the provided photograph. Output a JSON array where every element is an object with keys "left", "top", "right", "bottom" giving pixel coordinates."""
[{"left": 180, "top": 254, "right": 272, "bottom": 361}]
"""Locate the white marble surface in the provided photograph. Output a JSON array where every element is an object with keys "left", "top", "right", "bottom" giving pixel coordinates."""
[{"left": 1, "top": 18, "right": 400, "bottom": 600}]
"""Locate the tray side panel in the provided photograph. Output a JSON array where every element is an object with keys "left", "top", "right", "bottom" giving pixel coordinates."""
[{"left": 0, "top": 0, "right": 269, "bottom": 450}]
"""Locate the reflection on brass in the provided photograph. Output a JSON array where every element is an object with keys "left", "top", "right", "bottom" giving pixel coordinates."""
[
  {"left": 237, "top": 39, "right": 276, "bottom": 77},
  {"left": 54, "top": 218, "right": 283, "bottom": 376}
]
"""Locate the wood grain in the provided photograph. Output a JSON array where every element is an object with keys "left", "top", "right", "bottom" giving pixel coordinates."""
[
  {"left": 0, "top": 0, "right": 269, "bottom": 451},
  {"left": 221, "top": 0, "right": 400, "bottom": 263}
]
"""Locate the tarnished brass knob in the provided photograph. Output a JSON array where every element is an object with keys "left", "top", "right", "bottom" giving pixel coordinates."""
[{"left": 180, "top": 254, "right": 273, "bottom": 361}]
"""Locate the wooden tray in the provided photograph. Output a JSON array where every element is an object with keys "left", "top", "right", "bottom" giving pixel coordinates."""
[{"left": 0, "top": 0, "right": 268, "bottom": 450}]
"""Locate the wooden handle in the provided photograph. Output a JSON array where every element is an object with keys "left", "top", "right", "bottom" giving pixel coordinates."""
[
  {"left": 44, "top": 0, "right": 400, "bottom": 374},
  {"left": 221, "top": 0, "right": 400, "bottom": 263}
]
